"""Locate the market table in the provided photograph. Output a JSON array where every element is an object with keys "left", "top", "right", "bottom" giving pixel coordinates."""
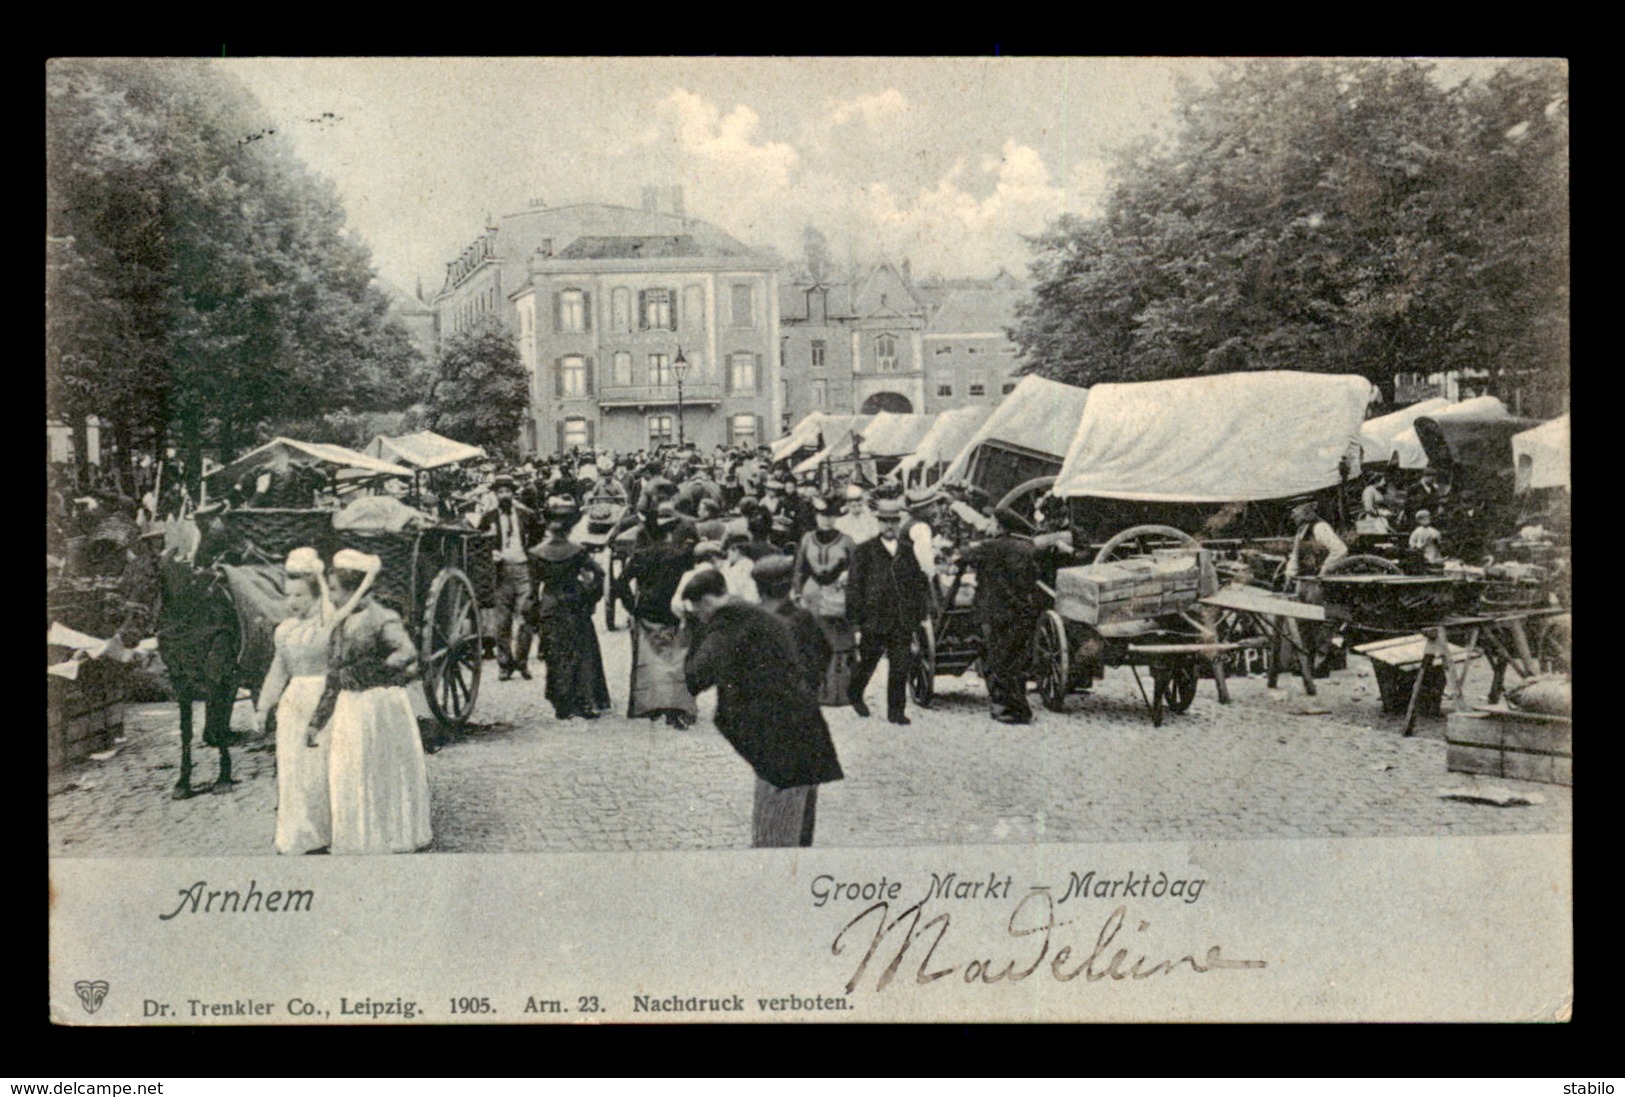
[
  {"left": 1401, "top": 606, "right": 1569, "bottom": 736},
  {"left": 1198, "top": 585, "right": 1327, "bottom": 698}
]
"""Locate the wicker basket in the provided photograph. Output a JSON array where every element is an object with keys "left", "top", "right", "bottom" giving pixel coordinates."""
[
  {"left": 219, "top": 509, "right": 335, "bottom": 560},
  {"left": 331, "top": 529, "right": 419, "bottom": 616}
]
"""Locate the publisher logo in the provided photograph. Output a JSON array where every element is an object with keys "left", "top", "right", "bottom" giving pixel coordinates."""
[{"left": 74, "top": 980, "right": 109, "bottom": 1014}]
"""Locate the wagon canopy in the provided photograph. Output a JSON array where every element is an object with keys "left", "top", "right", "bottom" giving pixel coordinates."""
[
  {"left": 1512, "top": 414, "right": 1570, "bottom": 492},
  {"left": 771, "top": 413, "right": 873, "bottom": 463},
  {"left": 1054, "top": 371, "right": 1374, "bottom": 503},
  {"left": 1415, "top": 413, "right": 1546, "bottom": 475},
  {"left": 789, "top": 413, "right": 931, "bottom": 475},
  {"left": 940, "top": 376, "right": 1090, "bottom": 485},
  {"left": 895, "top": 406, "right": 994, "bottom": 478},
  {"left": 365, "top": 430, "right": 486, "bottom": 470},
  {"left": 1388, "top": 396, "right": 1510, "bottom": 469},
  {"left": 205, "top": 437, "right": 413, "bottom": 484},
  {"left": 1358, "top": 397, "right": 1451, "bottom": 464}
]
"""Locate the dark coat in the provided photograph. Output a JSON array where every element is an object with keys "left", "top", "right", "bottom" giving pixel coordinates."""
[
  {"left": 685, "top": 602, "right": 844, "bottom": 789},
  {"left": 848, "top": 535, "right": 931, "bottom": 635},
  {"left": 476, "top": 502, "right": 542, "bottom": 556},
  {"left": 773, "top": 599, "right": 834, "bottom": 693},
  {"left": 960, "top": 533, "right": 1041, "bottom": 624}
]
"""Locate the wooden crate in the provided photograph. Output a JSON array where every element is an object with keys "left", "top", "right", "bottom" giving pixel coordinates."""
[
  {"left": 48, "top": 697, "right": 123, "bottom": 772},
  {"left": 1446, "top": 710, "right": 1572, "bottom": 787}
]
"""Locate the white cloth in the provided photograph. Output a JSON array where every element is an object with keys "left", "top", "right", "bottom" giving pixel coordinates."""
[
  {"left": 274, "top": 676, "right": 332, "bottom": 855},
  {"left": 1287, "top": 520, "right": 1348, "bottom": 579},
  {"left": 1409, "top": 525, "right": 1443, "bottom": 563},
  {"left": 907, "top": 521, "right": 935, "bottom": 576},
  {"left": 328, "top": 686, "right": 432, "bottom": 855}
]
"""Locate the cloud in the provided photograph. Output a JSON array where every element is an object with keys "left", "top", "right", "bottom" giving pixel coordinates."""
[
  {"left": 657, "top": 88, "right": 798, "bottom": 186},
  {"left": 828, "top": 88, "right": 909, "bottom": 131}
]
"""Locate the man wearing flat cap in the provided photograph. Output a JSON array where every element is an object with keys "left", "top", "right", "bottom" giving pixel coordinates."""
[
  {"left": 847, "top": 497, "right": 932, "bottom": 724},
  {"left": 475, "top": 475, "right": 542, "bottom": 680}
]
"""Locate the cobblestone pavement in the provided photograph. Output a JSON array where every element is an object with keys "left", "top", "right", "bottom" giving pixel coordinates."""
[{"left": 48, "top": 620, "right": 1572, "bottom": 857}]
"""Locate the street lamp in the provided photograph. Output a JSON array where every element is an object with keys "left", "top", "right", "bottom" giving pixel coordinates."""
[{"left": 672, "top": 345, "right": 690, "bottom": 449}]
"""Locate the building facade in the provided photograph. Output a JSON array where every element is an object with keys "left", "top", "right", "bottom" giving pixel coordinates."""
[
  {"left": 433, "top": 190, "right": 782, "bottom": 455},
  {"left": 779, "top": 263, "right": 1027, "bottom": 425}
]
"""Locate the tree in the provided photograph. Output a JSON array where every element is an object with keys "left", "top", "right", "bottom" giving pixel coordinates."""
[
  {"left": 425, "top": 317, "right": 529, "bottom": 461},
  {"left": 1011, "top": 59, "right": 1569, "bottom": 410},
  {"left": 46, "top": 59, "right": 429, "bottom": 496}
]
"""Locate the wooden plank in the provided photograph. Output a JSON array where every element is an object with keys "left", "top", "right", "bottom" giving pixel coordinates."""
[
  {"left": 1447, "top": 743, "right": 1504, "bottom": 778},
  {"left": 1199, "top": 586, "right": 1326, "bottom": 621},
  {"left": 1448, "top": 712, "right": 1572, "bottom": 756}
]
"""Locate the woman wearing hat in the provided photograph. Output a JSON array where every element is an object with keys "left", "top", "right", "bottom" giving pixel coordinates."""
[
  {"left": 308, "top": 549, "right": 433, "bottom": 854},
  {"left": 256, "top": 548, "right": 342, "bottom": 854},
  {"left": 792, "top": 496, "right": 859, "bottom": 706},
  {"left": 615, "top": 501, "right": 700, "bottom": 728},
  {"left": 531, "top": 496, "right": 610, "bottom": 720}
]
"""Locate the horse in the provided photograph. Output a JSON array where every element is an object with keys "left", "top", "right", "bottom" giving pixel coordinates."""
[{"left": 155, "top": 552, "right": 243, "bottom": 798}]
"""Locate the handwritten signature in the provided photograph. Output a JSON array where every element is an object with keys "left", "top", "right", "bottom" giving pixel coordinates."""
[{"left": 832, "top": 891, "right": 1265, "bottom": 993}]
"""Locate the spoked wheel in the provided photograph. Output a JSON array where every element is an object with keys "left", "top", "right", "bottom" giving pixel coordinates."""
[
  {"left": 1093, "top": 524, "right": 1201, "bottom": 566},
  {"left": 422, "top": 567, "right": 483, "bottom": 729},
  {"left": 1165, "top": 659, "right": 1199, "bottom": 713},
  {"left": 1034, "top": 609, "right": 1070, "bottom": 712},
  {"left": 909, "top": 623, "right": 935, "bottom": 707}
]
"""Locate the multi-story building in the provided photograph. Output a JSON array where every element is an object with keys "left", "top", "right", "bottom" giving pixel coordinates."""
[
  {"left": 779, "top": 263, "right": 1027, "bottom": 424},
  {"left": 433, "top": 188, "right": 782, "bottom": 455}
]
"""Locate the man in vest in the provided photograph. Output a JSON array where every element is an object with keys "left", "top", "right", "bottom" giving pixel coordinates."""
[
  {"left": 476, "top": 475, "right": 541, "bottom": 680},
  {"left": 1285, "top": 495, "right": 1347, "bottom": 678}
]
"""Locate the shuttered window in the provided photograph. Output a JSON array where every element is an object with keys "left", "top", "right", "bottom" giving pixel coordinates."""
[
  {"left": 649, "top": 353, "right": 671, "bottom": 386},
  {"left": 640, "top": 288, "right": 676, "bottom": 331},
  {"left": 649, "top": 415, "right": 674, "bottom": 446},
  {"left": 560, "top": 356, "right": 587, "bottom": 397},
  {"left": 556, "top": 289, "right": 589, "bottom": 333},
  {"left": 727, "top": 352, "right": 757, "bottom": 394},
  {"left": 563, "top": 418, "right": 590, "bottom": 448}
]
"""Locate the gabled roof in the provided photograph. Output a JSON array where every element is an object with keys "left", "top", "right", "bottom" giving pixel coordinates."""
[
  {"left": 779, "top": 280, "right": 858, "bottom": 321},
  {"left": 924, "top": 287, "right": 1026, "bottom": 337},
  {"left": 853, "top": 259, "right": 928, "bottom": 318}
]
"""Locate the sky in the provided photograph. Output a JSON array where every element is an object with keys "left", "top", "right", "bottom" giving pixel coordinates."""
[{"left": 225, "top": 57, "right": 1512, "bottom": 298}]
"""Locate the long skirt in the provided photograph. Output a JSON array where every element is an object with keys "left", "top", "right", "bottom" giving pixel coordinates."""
[
  {"left": 274, "top": 675, "right": 331, "bottom": 855},
  {"left": 815, "top": 615, "right": 856, "bottom": 708},
  {"left": 627, "top": 617, "right": 697, "bottom": 718},
  {"left": 328, "top": 686, "right": 433, "bottom": 855},
  {"left": 540, "top": 610, "right": 610, "bottom": 718}
]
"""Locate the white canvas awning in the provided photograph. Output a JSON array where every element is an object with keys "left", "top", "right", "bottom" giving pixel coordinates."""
[
  {"left": 206, "top": 437, "right": 413, "bottom": 484},
  {"left": 1512, "top": 414, "right": 1570, "bottom": 492},
  {"left": 1053, "top": 371, "right": 1374, "bottom": 502},
  {"left": 895, "top": 406, "right": 995, "bottom": 477},
  {"left": 940, "top": 377, "right": 1090, "bottom": 484},
  {"left": 854, "top": 412, "right": 937, "bottom": 457},
  {"left": 1390, "top": 396, "right": 1511, "bottom": 469},
  {"left": 365, "top": 430, "right": 486, "bottom": 470},
  {"left": 1358, "top": 398, "right": 1451, "bottom": 464},
  {"left": 771, "top": 413, "right": 872, "bottom": 463}
]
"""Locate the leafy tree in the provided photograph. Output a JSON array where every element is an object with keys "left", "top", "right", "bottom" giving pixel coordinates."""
[
  {"left": 1012, "top": 59, "right": 1568, "bottom": 412},
  {"left": 425, "top": 317, "right": 529, "bottom": 461},
  {"left": 46, "top": 59, "right": 428, "bottom": 495}
]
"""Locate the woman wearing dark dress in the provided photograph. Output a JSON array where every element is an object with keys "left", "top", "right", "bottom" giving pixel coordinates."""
[
  {"left": 792, "top": 496, "right": 859, "bottom": 706},
  {"left": 532, "top": 496, "right": 610, "bottom": 720}
]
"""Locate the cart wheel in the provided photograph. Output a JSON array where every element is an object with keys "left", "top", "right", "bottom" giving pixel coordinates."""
[
  {"left": 909, "top": 623, "right": 935, "bottom": 707},
  {"left": 1034, "top": 610, "right": 1070, "bottom": 712},
  {"left": 1093, "top": 524, "right": 1200, "bottom": 565},
  {"left": 1166, "top": 660, "right": 1199, "bottom": 714},
  {"left": 995, "top": 476, "right": 1058, "bottom": 528},
  {"left": 422, "top": 567, "right": 482, "bottom": 729}
]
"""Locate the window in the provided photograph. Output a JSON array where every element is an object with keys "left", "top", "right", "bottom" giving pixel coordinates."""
[
  {"left": 559, "top": 356, "right": 588, "bottom": 397},
  {"left": 728, "top": 352, "right": 757, "bottom": 393},
  {"left": 557, "top": 289, "right": 587, "bottom": 333},
  {"left": 648, "top": 415, "right": 674, "bottom": 447},
  {"left": 811, "top": 379, "right": 828, "bottom": 408},
  {"left": 642, "top": 288, "right": 674, "bottom": 331},
  {"left": 730, "top": 413, "right": 759, "bottom": 446},
  {"left": 969, "top": 373, "right": 986, "bottom": 397},
  {"left": 612, "top": 351, "right": 633, "bottom": 387},
  {"left": 611, "top": 287, "right": 632, "bottom": 331},
  {"left": 731, "top": 284, "right": 754, "bottom": 328},
  {"left": 875, "top": 334, "right": 898, "bottom": 371},
  {"left": 648, "top": 353, "right": 671, "bottom": 386},
  {"left": 563, "top": 417, "right": 590, "bottom": 448},
  {"left": 810, "top": 340, "right": 826, "bottom": 368},
  {"left": 1002, "top": 381, "right": 1017, "bottom": 395},
  {"left": 934, "top": 345, "right": 953, "bottom": 356},
  {"left": 937, "top": 384, "right": 953, "bottom": 397}
]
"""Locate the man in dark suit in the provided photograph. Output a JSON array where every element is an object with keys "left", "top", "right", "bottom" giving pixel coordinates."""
[
  {"left": 958, "top": 506, "right": 1041, "bottom": 724},
  {"left": 847, "top": 497, "right": 931, "bottom": 724},
  {"left": 682, "top": 569, "right": 844, "bottom": 847},
  {"left": 475, "top": 475, "right": 541, "bottom": 680}
]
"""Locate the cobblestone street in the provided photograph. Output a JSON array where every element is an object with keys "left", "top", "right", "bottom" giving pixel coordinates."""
[{"left": 48, "top": 620, "right": 1572, "bottom": 857}]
